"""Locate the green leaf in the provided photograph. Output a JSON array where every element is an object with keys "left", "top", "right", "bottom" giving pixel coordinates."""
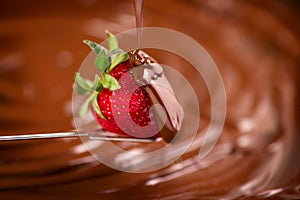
[
  {"left": 83, "top": 40, "right": 107, "bottom": 55},
  {"left": 101, "top": 74, "right": 121, "bottom": 91},
  {"left": 74, "top": 72, "right": 93, "bottom": 95},
  {"left": 78, "top": 93, "right": 94, "bottom": 118},
  {"left": 91, "top": 74, "right": 103, "bottom": 91},
  {"left": 92, "top": 92, "right": 106, "bottom": 120},
  {"left": 106, "top": 53, "right": 129, "bottom": 72},
  {"left": 108, "top": 48, "right": 124, "bottom": 56},
  {"left": 95, "top": 50, "right": 109, "bottom": 73},
  {"left": 106, "top": 31, "right": 118, "bottom": 51},
  {"left": 107, "top": 48, "right": 125, "bottom": 64}
]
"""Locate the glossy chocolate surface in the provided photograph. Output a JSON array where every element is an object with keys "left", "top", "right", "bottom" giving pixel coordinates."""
[{"left": 0, "top": 0, "right": 299, "bottom": 199}]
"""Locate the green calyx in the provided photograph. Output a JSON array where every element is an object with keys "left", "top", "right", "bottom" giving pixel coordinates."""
[{"left": 74, "top": 31, "right": 129, "bottom": 118}]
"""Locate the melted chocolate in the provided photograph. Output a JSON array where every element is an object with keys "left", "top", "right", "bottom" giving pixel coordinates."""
[{"left": 0, "top": 0, "right": 299, "bottom": 199}]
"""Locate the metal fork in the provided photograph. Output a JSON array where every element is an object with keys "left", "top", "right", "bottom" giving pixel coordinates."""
[{"left": 0, "top": 129, "right": 161, "bottom": 143}]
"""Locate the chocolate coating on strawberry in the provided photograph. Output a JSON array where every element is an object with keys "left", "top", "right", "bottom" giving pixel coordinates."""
[
  {"left": 128, "top": 50, "right": 184, "bottom": 142},
  {"left": 129, "top": 50, "right": 163, "bottom": 85}
]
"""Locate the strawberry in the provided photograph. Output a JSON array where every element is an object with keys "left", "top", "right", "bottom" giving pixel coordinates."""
[
  {"left": 95, "top": 60, "right": 159, "bottom": 138},
  {"left": 74, "top": 32, "right": 159, "bottom": 139}
]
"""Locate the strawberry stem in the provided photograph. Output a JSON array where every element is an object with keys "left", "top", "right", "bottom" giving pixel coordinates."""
[
  {"left": 83, "top": 40, "right": 107, "bottom": 55},
  {"left": 101, "top": 74, "right": 121, "bottom": 91},
  {"left": 95, "top": 49, "right": 110, "bottom": 73},
  {"left": 76, "top": 31, "right": 131, "bottom": 119},
  {"left": 106, "top": 30, "right": 119, "bottom": 51},
  {"left": 78, "top": 93, "right": 94, "bottom": 117},
  {"left": 106, "top": 53, "right": 129, "bottom": 73},
  {"left": 74, "top": 72, "right": 93, "bottom": 94},
  {"left": 92, "top": 91, "right": 106, "bottom": 120}
]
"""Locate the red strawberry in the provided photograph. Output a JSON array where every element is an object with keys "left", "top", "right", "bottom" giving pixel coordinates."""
[
  {"left": 75, "top": 32, "right": 160, "bottom": 139},
  {"left": 94, "top": 60, "right": 159, "bottom": 138},
  {"left": 75, "top": 32, "right": 183, "bottom": 142}
]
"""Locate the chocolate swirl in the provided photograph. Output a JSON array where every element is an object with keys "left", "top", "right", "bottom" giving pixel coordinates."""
[{"left": 0, "top": 0, "right": 299, "bottom": 199}]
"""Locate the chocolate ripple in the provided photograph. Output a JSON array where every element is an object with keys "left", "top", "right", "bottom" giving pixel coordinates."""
[{"left": 0, "top": 0, "right": 299, "bottom": 199}]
